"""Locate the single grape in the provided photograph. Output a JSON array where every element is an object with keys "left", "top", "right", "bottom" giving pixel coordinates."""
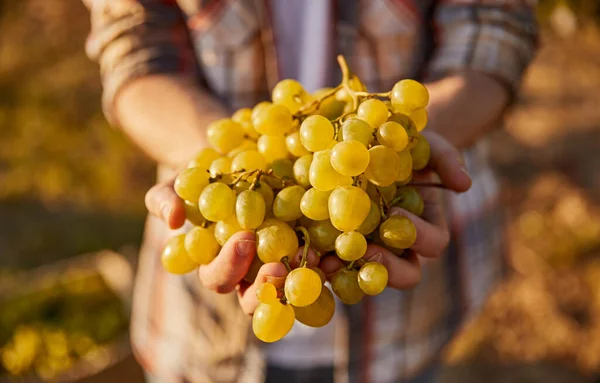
[
  {"left": 411, "top": 135, "right": 430, "bottom": 170},
  {"left": 394, "top": 187, "right": 424, "bottom": 216},
  {"left": 390, "top": 79, "right": 429, "bottom": 113},
  {"left": 232, "top": 108, "right": 260, "bottom": 139},
  {"left": 251, "top": 101, "right": 271, "bottom": 121},
  {"left": 231, "top": 150, "right": 267, "bottom": 172},
  {"left": 293, "top": 154, "right": 313, "bottom": 188},
  {"left": 183, "top": 201, "right": 206, "bottom": 226},
  {"left": 358, "top": 262, "right": 388, "bottom": 295},
  {"left": 329, "top": 185, "right": 371, "bottom": 232},
  {"left": 236, "top": 189, "right": 266, "bottom": 229},
  {"left": 364, "top": 145, "right": 401, "bottom": 187},
  {"left": 184, "top": 227, "right": 219, "bottom": 265},
  {"left": 273, "top": 185, "right": 306, "bottom": 222},
  {"left": 335, "top": 231, "right": 367, "bottom": 261},
  {"left": 307, "top": 220, "right": 341, "bottom": 252},
  {"left": 300, "top": 188, "right": 331, "bottom": 221},
  {"left": 331, "top": 268, "right": 364, "bottom": 305},
  {"left": 376, "top": 121, "right": 409, "bottom": 152},
  {"left": 299, "top": 115, "right": 335, "bottom": 152},
  {"left": 199, "top": 182, "right": 236, "bottom": 222},
  {"left": 285, "top": 131, "right": 311, "bottom": 157},
  {"left": 311, "top": 267, "right": 327, "bottom": 285},
  {"left": 244, "top": 256, "right": 264, "bottom": 284},
  {"left": 410, "top": 108, "right": 428, "bottom": 132},
  {"left": 187, "top": 148, "right": 220, "bottom": 169},
  {"left": 208, "top": 156, "right": 232, "bottom": 178},
  {"left": 214, "top": 214, "right": 243, "bottom": 246},
  {"left": 272, "top": 79, "right": 308, "bottom": 114},
  {"left": 330, "top": 140, "right": 370, "bottom": 176},
  {"left": 396, "top": 149, "right": 413, "bottom": 182},
  {"left": 309, "top": 150, "right": 352, "bottom": 191},
  {"left": 357, "top": 99, "right": 389, "bottom": 128},
  {"left": 257, "top": 134, "right": 289, "bottom": 163},
  {"left": 257, "top": 282, "right": 279, "bottom": 305},
  {"left": 357, "top": 200, "right": 381, "bottom": 235},
  {"left": 253, "top": 104, "right": 294, "bottom": 136},
  {"left": 366, "top": 183, "right": 397, "bottom": 204},
  {"left": 255, "top": 182, "right": 275, "bottom": 216},
  {"left": 293, "top": 287, "right": 335, "bottom": 328},
  {"left": 284, "top": 268, "right": 322, "bottom": 307},
  {"left": 252, "top": 301, "right": 295, "bottom": 343},
  {"left": 161, "top": 234, "right": 198, "bottom": 274},
  {"left": 388, "top": 113, "right": 419, "bottom": 149},
  {"left": 379, "top": 216, "right": 417, "bottom": 249},
  {"left": 314, "top": 88, "right": 346, "bottom": 120},
  {"left": 270, "top": 158, "right": 295, "bottom": 181},
  {"left": 256, "top": 220, "right": 299, "bottom": 263},
  {"left": 227, "top": 139, "right": 258, "bottom": 158},
  {"left": 340, "top": 118, "right": 374, "bottom": 147},
  {"left": 174, "top": 167, "right": 210, "bottom": 203},
  {"left": 207, "top": 118, "right": 245, "bottom": 154}
]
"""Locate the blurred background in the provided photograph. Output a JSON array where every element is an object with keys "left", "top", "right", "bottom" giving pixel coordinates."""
[{"left": 1, "top": 0, "right": 599, "bottom": 382}]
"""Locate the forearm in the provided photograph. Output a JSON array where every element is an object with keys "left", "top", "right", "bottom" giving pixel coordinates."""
[
  {"left": 425, "top": 71, "right": 510, "bottom": 150},
  {"left": 115, "top": 75, "right": 228, "bottom": 169}
]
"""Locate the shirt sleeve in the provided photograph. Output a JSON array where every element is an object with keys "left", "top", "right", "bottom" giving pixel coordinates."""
[
  {"left": 83, "top": 0, "right": 199, "bottom": 125},
  {"left": 426, "top": 1, "right": 539, "bottom": 98}
]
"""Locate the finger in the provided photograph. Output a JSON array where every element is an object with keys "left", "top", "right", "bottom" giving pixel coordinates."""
[
  {"left": 421, "top": 131, "right": 472, "bottom": 193},
  {"left": 388, "top": 207, "right": 449, "bottom": 258},
  {"left": 198, "top": 231, "right": 256, "bottom": 293},
  {"left": 237, "top": 262, "right": 288, "bottom": 315},
  {"left": 288, "top": 247, "right": 320, "bottom": 269},
  {"left": 145, "top": 181, "right": 186, "bottom": 229},
  {"left": 363, "top": 246, "right": 421, "bottom": 290},
  {"left": 320, "top": 254, "right": 345, "bottom": 279}
]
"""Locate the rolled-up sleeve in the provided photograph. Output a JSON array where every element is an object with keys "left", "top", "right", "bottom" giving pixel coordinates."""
[
  {"left": 427, "top": 1, "right": 538, "bottom": 97},
  {"left": 83, "top": 0, "right": 199, "bottom": 125}
]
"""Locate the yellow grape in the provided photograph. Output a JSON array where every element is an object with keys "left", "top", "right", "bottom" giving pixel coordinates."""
[
  {"left": 330, "top": 140, "right": 370, "bottom": 177},
  {"left": 366, "top": 183, "right": 397, "bottom": 204},
  {"left": 207, "top": 118, "right": 245, "bottom": 154},
  {"left": 357, "top": 200, "right": 381, "bottom": 235},
  {"left": 293, "top": 287, "right": 335, "bottom": 328},
  {"left": 199, "top": 182, "right": 236, "bottom": 222},
  {"left": 227, "top": 140, "right": 258, "bottom": 158},
  {"left": 311, "top": 267, "right": 327, "bottom": 285},
  {"left": 390, "top": 79, "right": 429, "bottom": 113},
  {"left": 376, "top": 121, "right": 409, "bottom": 152},
  {"left": 187, "top": 148, "right": 220, "bottom": 169},
  {"left": 394, "top": 187, "right": 424, "bottom": 216},
  {"left": 357, "top": 99, "right": 389, "bottom": 128},
  {"left": 308, "top": 220, "right": 341, "bottom": 252},
  {"left": 244, "top": 256, "right": 264, "bottom": 284},
  {"left": 293, "top": 154, "right": 313, "bottom": 188},
  {"left": 234, "top": 180, "right": 251, "bottom": 194},
  {"left": 183, "top": 201, "right": 206, "bottom": 226},
  {"left": 256, "top": 220, "right": 299, "bottom": 263},
  {"left": 309, "top": 150, "right": 352, "bottom": 191},
  {"left": 174, "top": 167, "right": 210, "bottom": 203},
  {"left": 340, "top": 118, "right": 374, "bottom": 147},
  {"left": 396, "top": 149, "right": 413, "bottom": 182},
  {"left": 184, "top": 227, "right": 219, "bottom": 265},
  {"left": 335, "top": 231, "right": 367, "bottom": 261},
  {"left": 299, "top": 115, "right": 335, "bottom": 152},
  {"left": 358, "top": 262, "right": 388, "bottom": 295},
  {"left": 396, "top": 172, "right": 412, "bottom": 186},
  {"left": 236, "top": 190, "right": 266, "bottom": 229},
  {"left": 300, "top": 188, "right": 331, "bottom": 221},
  {"left": 251, "top": 101, "right": 272, "bottom": 120},
  {"left": 285, "top": 131, "right": 311, "bottom": 157},
  {"left": 379, "top": 216, "right": 417, "bottom": 249},
  {"left": 209, "top": 156, "right": 232, "bottom": 178},
  {"left": 284, "top": 268, "right": 322, "bottom": 307},
  {"left": 161, "top": 234, "right": 198, "bottom": 274},
  {"left": 270, "top": 158, "right": 295, "bottom": 181},
  {"left": 335, "top": 76, "right": 367, "bottom": 102},
  {"left": 273, "top": 185, "right": 306, "bottom": 222},
  {"left": 364, "top": 145, "right": 401, "bottom": 187},
  {"left": 410, "top": 108, "right": 428, "bottom": 132},
  {"left": 253, "top": 104, "right": 294, "bottom": 136},
  {"left": 214, "top": 215, "right": 243, "bottom": 246},
  {"left": 329, "top": 185, "right": 371, "bottom": 232},
  {"left": 255, "top": 182, "right": 275, "bottom": 215},
  {"left": 257, "top": 282, "right": 279, "bottom": 305},
  {"left": 411, "top": 134, "right": 430, "bottom": 170},
  {"left": 388, "top": 113, "right": 420, "bottom": 149},
  {"left": 314, "top": 88, "right": 346, "bottom": 120},
  {"left": 231, "top": 150, "right": 267, "bottom": 172},
  {"left": 253, "top": 301, "right": 295, "bottom": 343},
  {"left": 232, "top": 108, "right": 260, "bottom": 139},
  {"left": 272, "top": 79, "right": 308, "bottom": 114},
  {"left": 331, "top": 268, "right": 364, "bottom": 305},
  {"left": 257, "top": 134, "right": 289, "bottom": 163}
]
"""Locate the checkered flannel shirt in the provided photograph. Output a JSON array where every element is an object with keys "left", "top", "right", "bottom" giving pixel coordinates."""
[{"left": 83, "top": 1, "right": 538, "bottom": 382}]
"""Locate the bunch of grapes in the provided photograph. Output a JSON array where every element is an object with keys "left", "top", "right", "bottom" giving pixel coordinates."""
[{"left": 161, "top": 56, "right": 432, "bottom": 343}]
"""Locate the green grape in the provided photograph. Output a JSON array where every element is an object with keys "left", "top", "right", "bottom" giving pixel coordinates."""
[
  {"left": 309, "top": 150, "right": 352, "bottom": 191},
  {"left": 187, "top": 148, "right": 220, "bottom": 169},
  {"left": 253, "top": 104, "right": 294, "bottom": 136},
  {"left": 340, "top": 118, "right": 374, "bottom": 147},
  {"left": 331, "top": 268, "right": 364, "bottom": 305},
  {"left": 388, "top": 113, "right": 420, "bottom": 149},
  {"left": 258, "top": 134, "right": 289, "bottom": 163},
  {"left": 366, "top": 182, "right": 397, "bottom": 204},
  {"left": 314, "top": 88, "right": 346, "bottom": 120},
  {"left": 257, "top": 282, "right": 278, "bottom": 305},
  {"left": 227, "top": 139, "right": 258, "bottom": 158},
  {"left": 184, "top": 227, "right": 219, "bottom": 265},
  {"left": 183, "top": 201, "right": 206, "bottom": 226},
  {"left": 270, "top": 158, "right": 295, "bottom": 181},
  {"left": 253, "top": 301, "right": 295, "bottom": 343},
  {"left": 379, "top": 216, "right": 417, "bottom": 249},
  {"left": 364, "top": 145, "right": 401, "bottom": 187},
  {"left": 272, "top": 79, "right": 308, "bottom": 114},
  {"left": 293, "top": 286, "right": 335, "bottom": 328},
  {"left": 394, "top": 187, "right": 424, "bottom": 216},
  {"left": 357, "top": 200, "right": 381, "bottom": 235},
  {"left": 174, "top": 167, "right": 210, "bottom": 203},
  {"left": 410, "top": 135, "right": 430, "bottom": 170},
  {"left": 410, "top": 108, "right": 428, "bottom": 132},
  {"left": 329, "top": 185, "right": 371, "bottom": 232},
  {"left": 234, "top": 180, "right": 251, "bottom": 194},
  {"left": 161, "top": 234, "right": 199, "bottom": 274},
  {"left": 298, "top": 214, "right": 314, "bottom": 229},
  {"left": 299, "top": 115, "right": 335, "bottom": 152},
  {"left": 207, "top": 118, "right": 245, "bottom": 154},
  {"left": 231, "top": 150, "right": 267, "bottom": 172},
  {"left": 284, "top": 268, "right": 322, "bottom": 307},
  {"left": 330, "top": 140, "right": 370, "bottom": 176},
  {"left": 376, "top": 121, "right": 409, "bottom": 151},
  {"left": 244, "top": 256, "right": 264, "bottom": 283},
  {"left": 251, "top": 101, "right": 272, "bottom": 121},
  {"left": 358, "top": 262, "right": 388, "bottom": 295},
  {"left": 311, "top": 267, "right": 327, "bottom": 285},
  {"left": 236, "top": 190, "right": 266, "bottom": 229},
  {"left": 209, "top": 156, "right": 232, "bottom": 177},
  {"left": 273, "top": 185, "right": 305, "bottom": 222},
  {"left": 335, "top": 76, "right": 367, "bottom": 102},
  {"left": 199, "top": 182, "right": 236, "bottom": 222},
  {"left": 390, "top": 79, "right": 429, "bottom": 113},
  {"left": 357, "top": 98, "right": 389, "bottom": 128},
  {"left": 232, "top": 108, "right": 260, "bottom": 139},
  {"left": 293, "top": 154, "right": 313, "bottom": 188},
  {"left": 285, "top": 131, "right": 311, "bottom": 157},
  {"left": 300, "top": 188, "right": 331, "bottom": 221},
  {"left": 256, "top": 220, "right": 299, "bottom": 263},
  {"left": 255, "top": 182, "right": 275, "bottom": 215},
  {"left": 307, "top": 220, "right": 341, "bottom": 252},
  {"left": 214, "top": 215, "right": 243, "bottom": 247},
  {"left": 396, "top": 149, "right": 413, "bottom": 182},
  {"left": 335, "top": 231, "right": 367, "bottom": 261}
]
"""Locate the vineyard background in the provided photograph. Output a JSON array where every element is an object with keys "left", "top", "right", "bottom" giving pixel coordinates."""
[{"left": 1, "top": 1, "right": 600, "bottom": 382}]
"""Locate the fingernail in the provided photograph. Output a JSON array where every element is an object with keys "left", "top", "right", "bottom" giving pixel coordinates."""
[
  {"left": 368, "top": 252, "right": 384, "bottom": 264},
  {"left": 461, "top": 167, "right": 472, "bottom": 181},
  {"left": 236, "top": 239, "right": 256, "bottom": 259},
  {"left": 161, "top": 204, "right": 171, "bottom": 221}
]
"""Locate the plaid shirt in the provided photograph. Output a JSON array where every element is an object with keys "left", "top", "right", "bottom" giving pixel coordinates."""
[{"left": 83, "top": 1, "right": 538, "bottom": 382}]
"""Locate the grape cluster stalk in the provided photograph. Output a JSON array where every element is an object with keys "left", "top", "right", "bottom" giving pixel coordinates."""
[{"left": 161, "top": 55, "right": 434, "bottom": 343}]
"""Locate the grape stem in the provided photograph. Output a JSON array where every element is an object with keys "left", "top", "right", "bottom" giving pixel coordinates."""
[
  {"left": 281, "top": 256, "right": 292, "bottom": 273},
  {"left": 295, "top": 226, "right": 311, "bottom": 268},
  {"left": 293, "top": 85, "right": 342, "bottom": 118},
  {"left": 346, "top": 260, "right": 355, "bottom": 270},
  {"left": 249, "top": 171, "right": 263, "bottom": 190}
]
